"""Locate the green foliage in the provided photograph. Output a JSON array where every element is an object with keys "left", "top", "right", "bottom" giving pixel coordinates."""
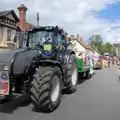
[
  {"left": 89, "top": 35, "right": 103, "bottom": 46},
  {"left": 112, "top": 49, "right": 116, "bottom": 56},
  {"left": 104, "top": 42, "right": 113, "bottom": 53},
  {"left": 97, "top": 43, "right": 113, "bottom": 55},
  {"left": 89, "top": 35, "right": 114, "bottom": 55},
  {"left": 89, "top": 35, "right": 103, "bottom": 54}
]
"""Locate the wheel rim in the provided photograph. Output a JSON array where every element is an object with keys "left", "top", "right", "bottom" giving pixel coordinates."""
[
  {"left": 50, "top": 76, "right": 60, "bottom": 102},
  {"left": 71, "top": 62, "right": 78, "bottom": 86}
]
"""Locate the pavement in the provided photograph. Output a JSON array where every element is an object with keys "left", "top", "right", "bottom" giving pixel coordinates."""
[{"left": 0, "top": 65, "right": 120, "bottom": 120}]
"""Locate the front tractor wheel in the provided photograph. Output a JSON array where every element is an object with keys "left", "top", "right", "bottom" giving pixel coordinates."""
[
  {"left": 30, "top": 66, "right": 62, "bottom": 112},
  {"left": 65, "top": 54, "right": 78, "bottom": 93}
]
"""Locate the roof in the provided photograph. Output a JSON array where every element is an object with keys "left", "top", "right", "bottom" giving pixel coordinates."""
[
  {"left": 79, "top": 40, "right": 88, "bottom": 49},
  {"left": 74, "top": 38, "right": 88, "bottom": 49},
  {"left": 27, "top": 26, "right": 68, "bottom": 35},
  {"left": 74, "top": 38, "right": 95, "bottom": 52},
  {"left": 90, "top": 45, "right": 100, "bottom": 53},
  {"left": 0, "top": 10, "right": 11, "bottom": 16},
  {"left": 86, "top": 44, "right": 95, "bottom": 51},
  {"left": 0, "top": 10, "right": 19, "bottom": 22}
]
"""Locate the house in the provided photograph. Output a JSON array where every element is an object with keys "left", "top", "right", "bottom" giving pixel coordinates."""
[
  {"left": 15, "top": 4, "right": 37, "bottom": 48},
  {"left": 67, "top": 34, "right": 100, "bottom": 59},
  {"left": 67, "top": 35, "right": 88, "bottom": 59},
  {"left": 17, "top": 4, "right": 37, "bottom": 31},
  {"left": 91, "top": 46, "right": 100, "bottom": 57},
  {"left": 0, "top": 4, "right": 37, "bottom": 51},
  {"left": 0, "top": 10, "right": 20, "bottom": 50},
  {"left": 86, "top": 44, "right": 95, "bottom": 57}
]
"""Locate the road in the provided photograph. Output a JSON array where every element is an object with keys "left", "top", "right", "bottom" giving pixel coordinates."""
[{"left": 0, "top": 65, "right": 120, "bottom": 120}]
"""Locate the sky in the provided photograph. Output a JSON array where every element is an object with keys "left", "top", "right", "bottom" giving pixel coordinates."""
[{"left": 0, "top": 0, "right": 120, "bottom": 44}]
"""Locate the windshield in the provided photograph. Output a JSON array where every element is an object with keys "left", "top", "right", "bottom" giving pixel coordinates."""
[{"left": 28, "top": 31, "right": 54, "bottom": 48}]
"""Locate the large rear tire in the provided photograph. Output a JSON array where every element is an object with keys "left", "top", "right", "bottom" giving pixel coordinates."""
[
  {"left": 65, "top": 54, "right": 78, "bottom": 93},
  {"left": 30, "top": 66, "right": 62, "bottom": 112}
]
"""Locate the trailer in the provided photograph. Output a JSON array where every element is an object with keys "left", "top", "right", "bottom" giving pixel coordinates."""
[
  {"left": 67, "top": 40, "right": 94, "bottom": 79},
  {"left": 76, "top": 57, "right": 94, "bottom": 79}
]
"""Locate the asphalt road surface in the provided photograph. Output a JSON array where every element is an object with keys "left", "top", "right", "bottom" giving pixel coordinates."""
[{"left": 0, "top": 65, "right": 120, "bottom": 120}]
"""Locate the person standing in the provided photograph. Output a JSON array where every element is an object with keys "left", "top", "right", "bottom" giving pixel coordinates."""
[
  {"left": 108, "top": 58, "right": 110, "bottom": 68},
  {"left": 104, "top": 59, "right": 108, "bottom": 68},
  {"left": 116, "top": 60, "right": 118, "bottom": 65},
  {"left": 112, "top": 59, "right": 115, "bottom": 66}
]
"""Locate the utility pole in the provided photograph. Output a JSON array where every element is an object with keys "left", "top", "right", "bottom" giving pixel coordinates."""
[{"left": 37, "top": 12, "right": 39, "bottom": 26}]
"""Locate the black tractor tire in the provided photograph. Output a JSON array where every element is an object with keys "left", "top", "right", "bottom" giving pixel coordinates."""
[
  {"left": 30, "top": 66, "right": 62, "bottom": 112},
  {"left": 65, "top": 54, "right": 78, "bottom": 93}
]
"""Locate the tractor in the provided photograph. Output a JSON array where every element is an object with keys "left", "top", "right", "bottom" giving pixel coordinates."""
[{"left": 0, "top": 26, "right": 78, "bottom": 112}]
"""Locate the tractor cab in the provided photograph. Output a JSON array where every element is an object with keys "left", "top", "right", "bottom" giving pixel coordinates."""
[{"left": 26, "top": 26, "right": 68, "bottom": 59}]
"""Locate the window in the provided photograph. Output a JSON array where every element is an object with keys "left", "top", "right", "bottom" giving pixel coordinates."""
[
  {"left": 57, "top": 34, "right": 62, "bottom": 44},
  {"left": 7, "top": 29, "right": 12, "bottom": 41},
  {"left": 28, "top": 31, "right": 53, "bottom": 48}
]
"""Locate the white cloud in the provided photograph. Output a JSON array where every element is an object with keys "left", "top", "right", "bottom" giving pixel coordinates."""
[{"left": 0, "top": 0, "right": 120, "bottom": 43}]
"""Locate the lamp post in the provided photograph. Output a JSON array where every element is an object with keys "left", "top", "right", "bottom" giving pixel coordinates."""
[{"left": 37, "top": 12, "right": 39, "bottom": 26}]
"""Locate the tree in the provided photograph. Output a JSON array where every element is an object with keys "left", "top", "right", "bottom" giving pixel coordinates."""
[
  {"left": 111, "top": 47, "right": 116, "bottom": 56},
  {"left": 89, "top": 35, "right": 103, "bottom": 47},
  {"left": 89, "top": 35, "right": 103, "bottom": 54},
  {"left": 104, "top": 42, "right": 113, "bottom": 53}
]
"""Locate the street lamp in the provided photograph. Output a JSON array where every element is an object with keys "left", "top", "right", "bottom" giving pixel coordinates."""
[{"left": 37, "top": 12, "right": 39, "bottom": 26}]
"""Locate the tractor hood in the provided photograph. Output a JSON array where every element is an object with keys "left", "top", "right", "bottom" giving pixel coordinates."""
[{"left": 0, "top": 48, "right": 26, "bottom": 69}]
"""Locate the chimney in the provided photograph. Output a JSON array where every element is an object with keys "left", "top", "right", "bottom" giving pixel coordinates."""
[
  {"left": 80, "top": 36, "right": 83, "bottom": 42},
  {"left": 17, "top": 4, "right": 28, "bottom": 30},
  {"left": 76, "top": 34, "right": 79, "bottom": 41}
]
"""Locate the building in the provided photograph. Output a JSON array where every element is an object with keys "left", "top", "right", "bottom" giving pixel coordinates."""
[
  {"left": 86, "top": 44, "right": 95, "bottom": 57},
  {"left": 68, "top": 35, "right": 88, "bottom": 59},
  {"left": 92, "top": 46, "right": 100, "bottom": 57},
  {"left": 0, "top": 10, "right": 20, "bottom": 50},
  {"left": 17, "top": 4, "right": 37, "bottom": 31},
  {"left": 0, "top": 4, "right": 37, "bottom": 50},
  {"left": 67, "top": 34, "right": 100, "bottom": 59}
]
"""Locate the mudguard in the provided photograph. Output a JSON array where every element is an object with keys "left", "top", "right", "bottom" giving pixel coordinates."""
[
  {"left": 0, "top": 48, "right": 26, "bottom": 75},
  {"left": 11, "top": 49, "right": 38, "bottom": 75},
  {"left": 57, "top": 49, "right": 75, "bottom": 79}
]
